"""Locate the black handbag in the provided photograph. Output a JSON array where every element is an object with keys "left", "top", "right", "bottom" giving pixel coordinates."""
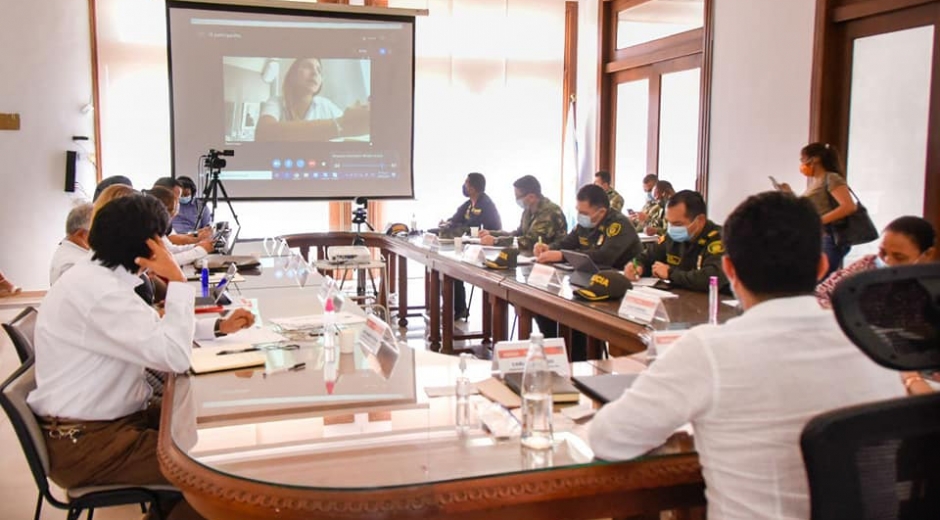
[{"left": 825, "top": 175, "right": 879, "bottom": 247}]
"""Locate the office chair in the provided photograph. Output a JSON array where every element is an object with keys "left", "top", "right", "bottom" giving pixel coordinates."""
[
  {"left": 801, "top": 264, "right": 940, "bottom": 520},
  {"left": 3, "top": 305, "right": 38, "bottom": 363},
  {"left": 0, "top": 357, "right": 178, "bottom": 520}
]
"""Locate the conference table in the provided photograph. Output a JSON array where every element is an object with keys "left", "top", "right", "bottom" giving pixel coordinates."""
[
  {"left": 156, "top": 239, "right": 724, "bottom": 519},
  {"left": 280, "top": 232, "right": 738, "bottom": 356}
]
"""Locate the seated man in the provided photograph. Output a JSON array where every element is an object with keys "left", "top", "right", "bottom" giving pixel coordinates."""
[
  {"left": 593, "top": 170, "right": 624, "bottom": 213},
  {"left": 172, "top": 175, "right": 212, "bottom": 235},
  {"left": 532, "top": 184, "right": 640, "bottom": 360},
  {"left": 441, "top": 172, "right": 502, "bottom": 320},
  {"left": 28, "top": 195, "right": 252, "bottom": 520},
  {"left": 627, "top": 173, "right": 658, "bottom": 231},
  {"left": 589, "top": 191, "right": 904, "bottom": 520},
  {"left": 49, "top": 202, "right": 93, "bottom": 285},
  {"left": 153, "top": 178, "right": 210, "bottom": 246},
  {"left": 92, "top": 175, "right": 133, "bottom": 202},
  {"left": 479, "top": 175, "right": 567, "bottom": 251},
  {"left": 625, "top": 190, "right": 728, "bottom": 292}
]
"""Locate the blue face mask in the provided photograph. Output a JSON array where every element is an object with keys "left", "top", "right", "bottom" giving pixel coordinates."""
[
  {"left": 874, "top": 256, "right": 888, "bottom": 269},
  {"left": 577, "top": 212, "right": 595, "bottom": 229},
  {"left": 646, "top": 191, "right": 654, "bottom": 202},
  {"left": 667, "top": 224, "right": 690, "bottom": 243},
  {"left": 179, "top": 196, "right": 193, "bottom": 205},
  {"left": 516, "top": 197, "right": 526, "bottom": 209}
]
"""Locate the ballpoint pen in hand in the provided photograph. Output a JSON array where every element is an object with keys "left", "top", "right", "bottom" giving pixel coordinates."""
[
  {"left": 263, "top": 362, "right": 306, "bottom": 378},
  {"left": 215, "top": 346, "right": 261, "bottom": 356}
]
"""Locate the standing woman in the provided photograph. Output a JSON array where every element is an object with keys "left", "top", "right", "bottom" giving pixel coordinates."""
[{"left": 780, "top": 142, "right": 858, "bottom": 279}]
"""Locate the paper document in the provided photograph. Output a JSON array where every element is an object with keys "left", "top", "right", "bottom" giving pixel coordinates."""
[
  {"left": 516, "top": 255, "right": 535, "bottom": 265},
  {"left": 270, "top": 312, "right": 367, "bottom": 330},
  {"left": 634, "top": 286, "right": 679, "bottom": 299},
  {"left": 195, "top": 327, "right": 287, "bottom": 348},
  {"left": 191, "top": 345, "right": 266, "bottom": 374},
  {"left": 632, "top": 277, "right": 661, "bottom": 287}
]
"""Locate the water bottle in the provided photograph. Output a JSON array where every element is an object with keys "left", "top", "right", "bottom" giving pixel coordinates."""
[
  {"left": 708, "top": 276, "right": 719, "bottom": 325},
  {"left": 200, "top": 260, "right": 210, "bottom": 298},
  {"left": 512, "top": 236, "right": 520, "bottom": 250},
  {"left": 323, "top": 297, "right": 337, "bottom": 353},
  {"left": 410, "top": 213, "right": 418, "bottom": 235},
  {"left": 520, "top": 332, "right": 553, "bottom": 450},
  {"left": 455, "top": 353, "right": 473, "bottom": 434}
]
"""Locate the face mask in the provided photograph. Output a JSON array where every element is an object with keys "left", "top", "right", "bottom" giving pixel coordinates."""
[
  {"left": 180, "top": 196, "right": 193, "bottom": 205},
  {"left": 646, "top": 191, "right": 654, "bottom": 202},
  {"left": 667, "top": 224, "right": 690, "bottom": 243},
  {"left": 874, "top": 256, "right": 888, "bottom": 269},
  {"left": 576, "top": 212, "right": 595, "bottom": 229},
  {"left": 462, "top": 185, "right": 470, "bottom": 198},
  {"left": 799, "top": 162, "right": 814, "bottom": 177},
  {"left": 516, "top": 197, "right": 527, "bottom": 209}
]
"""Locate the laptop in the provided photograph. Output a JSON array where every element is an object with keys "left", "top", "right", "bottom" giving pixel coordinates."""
[
  {"left": 561, "top": 250, "right": 609, "bottom": 288},
  {"left": 214, "top": 221, "right": 240, "bottom": 255},
  {"left": 571, "top": 373, "right": 639, "bottom": 404}
]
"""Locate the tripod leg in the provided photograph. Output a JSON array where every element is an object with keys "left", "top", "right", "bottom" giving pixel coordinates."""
[{"left": 215, "top": 179, "right": 241, "bottom": 229}]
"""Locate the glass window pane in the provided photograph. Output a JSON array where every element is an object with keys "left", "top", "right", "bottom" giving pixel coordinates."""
[
  {"left": 617, "top": 0, "right": 704, "bottom": 49},
  {"left": 614, "top": 79, "right": 649, "bottom": 212},
  {"left": 843, "top": 25, "right": 934, "bottom": 264},
  {"left": 658, "top": 67, "right": 701, "bottom": 194}
]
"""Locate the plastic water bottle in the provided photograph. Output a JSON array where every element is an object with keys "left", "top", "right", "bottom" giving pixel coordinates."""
[
  {"left": 708, "top": 276, "right": 719, "bottom": 325},
  {"left": 521, "top": 332, "right": 553, "bottom": 450},
  {"left": 323, "top": 297, "right": 337, "bottom": 352},
  {"left": 410, "top": 213, "right": 418, "bottom": 235},
  {"left": 200, "top": 260, "right": 210, "bottom": 298},
  {"left": 455, "top": 353, "right": 473, "bottom": 434}
]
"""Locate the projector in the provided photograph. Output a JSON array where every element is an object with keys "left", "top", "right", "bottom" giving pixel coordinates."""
[{"left": 327, "top": 246, "right": 372, "bottom": 264}]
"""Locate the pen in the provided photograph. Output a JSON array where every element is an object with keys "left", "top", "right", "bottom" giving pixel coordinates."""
[
  {"left": 263, "top": 362, "right": 306, "bottom": 378},
  {"left": 216, "top": 346, "right": 260, "bottom": 356}
]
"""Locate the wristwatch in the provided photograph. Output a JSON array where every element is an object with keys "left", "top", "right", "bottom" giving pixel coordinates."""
[{"left": 214, "top": 318, "right": 227, "bottom": 338}]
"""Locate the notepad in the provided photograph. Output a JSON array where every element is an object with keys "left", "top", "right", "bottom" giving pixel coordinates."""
[
  {"left": 571, "top": 373, "right": 639, "bottom": 404},
  {"left": 269, "top": 312, "right": 366, "bottom": 330},
  {"left": 502, "top": 372, "right": 581, "bottom": 404},
  {"left": 190, "top": 345, "right": 266, "bottom": 374}
]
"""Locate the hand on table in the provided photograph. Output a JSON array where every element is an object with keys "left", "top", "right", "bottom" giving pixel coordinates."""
[
  {"left": 532, "top": 242, "right": 550, "bottom": 256},
  {"left": 651, "top": 261, "right": 671, "bottom": 280},
  {"left": 536, "top": 250, "right": 563, "bottom": 264},
  {"left": 219, "top": 308, "right": 256, "bottom": 335},
  {"left": 480, "top": 235, "right": 496, "bottom": 246},
  {"left": 624, "top": 262, "right": 643, "bottom": 281}
]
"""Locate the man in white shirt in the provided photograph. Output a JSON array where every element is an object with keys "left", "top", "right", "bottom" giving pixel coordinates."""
[
  {"left": 589, "top": 191, "right": 904, "bottom": 520},
  {"left": 49, "top": 202, "right": 93, "bottom": 285},
  {"left": 29, "top": 195, "right": 251, "bottom": 520}
]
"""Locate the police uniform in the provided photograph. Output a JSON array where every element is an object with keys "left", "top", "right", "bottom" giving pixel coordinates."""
[
  {"left": 606, "top": 188, "right": 625, "bottom": 213},
  {"left": 490, "top": 196, "right": 567, "bottom": 251},
  {"left": 448, "top": 192, "right": 502, "bottom": 231},
  {"left": 634, "top": 219, "right": 728, "bottom": 292},
  {"left": 551, "top": 209, "right": 641, "bottom": 269}
]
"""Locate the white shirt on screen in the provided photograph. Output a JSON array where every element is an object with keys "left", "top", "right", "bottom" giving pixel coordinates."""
[
  {"left": 28, "top": 258, "right": 214, "bottom": 421},
  {"left": 588, "top": 295, "right": 904, "bottom": 520},
  {"left": 48, "top": 239, "right": 91, "bottom": 285},
  {"left": 260, "top": 95, "right": 343, "bottom": 122}
]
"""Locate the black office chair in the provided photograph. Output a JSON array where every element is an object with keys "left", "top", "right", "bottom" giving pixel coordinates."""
[
  {"left": 3, "top": 305, "right": 38, "bottom": 363},
  {"left": 801, "top": 264, "right": 940, "bottom": 520},
  {"left": 0, "top": 357, "right": 178, "bottom": 520}
]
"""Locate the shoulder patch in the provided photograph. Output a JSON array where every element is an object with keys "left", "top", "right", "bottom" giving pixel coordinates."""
[
  {"left": 606, "top": 222, "right": 622, "bottom": 237},
  {"left": 707, "top": 230, "right": 718, "bottom": 238},
  {"left": 707, "top": 241, "right": 725, "bottom": 255}
]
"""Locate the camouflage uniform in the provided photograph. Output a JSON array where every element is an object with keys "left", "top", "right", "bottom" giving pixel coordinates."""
[
  {"left": 632, "top": 197, "right": 660, "bottom": 232},
  {"left": 490, "top": 196, "right": 567, "bottom": 251},
  {"left": 634, "top": 219, "right": 729, "bottom": 292},
  {"left": 606, "top": 188, "right": 625, "bottom": 213},
  {"left": 641, "top": 199, "right": 667, "bottom": 235},
  {"left": 550, "top": 209, "right": 641, "bottom": 269}
]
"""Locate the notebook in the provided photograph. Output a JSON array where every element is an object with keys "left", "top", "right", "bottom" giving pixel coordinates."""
[
  {"left": 502, "top": 372, "right": 581, "bottom": 404},
  {"left": 571, "top": 373, "right": 639, "bottom": 404},
  {"left": 190, "top": 345, "right": 266, "bottom": 374}
]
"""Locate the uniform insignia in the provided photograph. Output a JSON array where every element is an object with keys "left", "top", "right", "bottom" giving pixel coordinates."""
[
  {"left": 606, "top": 222, "right": 622, "bottom": 237},
  {"left": 579, "top": 236, "right": 589, "bottom": 247},
  {"left": 698, "top": 239, "right": 706, "bottom": 246},
  {"left": 597, "top": 235, "right": 605, "bottom": 246},
  {"left": 666, "top": 254, "right": 681, "bottom": 266},
  {"left": 472, "top": 208, "right": 482, "bottom": 214},
  {"left": 658, "top": 235, "right": 667, "bottom": 245},
  {"left": 707, "top": 241, "right": 725, "bottom": 255},
  {"left": 707, "top": 230, "right": 718, "bottom": 238}
]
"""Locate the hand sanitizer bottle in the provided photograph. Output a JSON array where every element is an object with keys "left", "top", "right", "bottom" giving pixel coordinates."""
[{"left": 455, "top": 353, "right": 473, "bottom": 434}]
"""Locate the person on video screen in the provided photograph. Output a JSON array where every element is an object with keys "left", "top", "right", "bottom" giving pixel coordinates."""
[{"left": 255, "top": 58, "right": 370, "bottom": 142}]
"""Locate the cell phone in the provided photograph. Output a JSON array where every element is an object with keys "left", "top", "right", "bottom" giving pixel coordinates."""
[{"left": 769, "top": 176, "right": 782, "bottom": 190}]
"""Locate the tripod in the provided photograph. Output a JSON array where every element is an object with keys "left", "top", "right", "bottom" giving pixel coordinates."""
[{"left": 196, "top": 152, "right": 241, "bottom": 234}]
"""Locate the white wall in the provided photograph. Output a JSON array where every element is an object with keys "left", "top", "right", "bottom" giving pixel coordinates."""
[
  {"left": 0, "top": 0, "right": 96, "bottom": 291},
  {"left": 707, "top": 0, "right": 816, "bottom": 224}
]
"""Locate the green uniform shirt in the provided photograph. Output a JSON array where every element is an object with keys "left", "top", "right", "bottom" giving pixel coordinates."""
[
  {"left": 635, "top": 219, "right": 729, "bottom": 292},
  {"left": 606, "top": 188, "right": 625, "bottom": 213},
  {"left": 492, "top": 196, "right": 568, "bottom": 251},
  {"left": 551, "top": 209, "right": 641, "bottom": 269}
]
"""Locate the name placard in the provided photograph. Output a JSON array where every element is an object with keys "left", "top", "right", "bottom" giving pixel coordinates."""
[
  {"left": 358, "top": 314, "right": 396, "bottom": 354},
  {"left": 618, "top": 290, "right": 663, "bottom": 324},
  {"left": 527, "top": 263, "right": 558, "bottom": 288},
  {"left": 460, "top": 245, "right": 486, "bottom": 266},
  {"left": 494, "top": 338, "right": 570, "bottom": 377},
  {"left": 422, "top": 233, "right": 440, "bottom": 249},
  {"left": 652, "top": 329, "right": 687, "bottom": 353}
]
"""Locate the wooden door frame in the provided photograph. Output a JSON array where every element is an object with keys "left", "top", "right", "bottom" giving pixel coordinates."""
[{"left": 810, "top": 0, "right": 940, "bottom": 242}]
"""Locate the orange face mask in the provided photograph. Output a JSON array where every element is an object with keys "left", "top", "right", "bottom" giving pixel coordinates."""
[{"left": 799, "top": 162, "right": 814, "bottom": 177}]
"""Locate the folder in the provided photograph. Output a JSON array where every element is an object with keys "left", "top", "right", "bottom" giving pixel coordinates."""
[{"left": 502, "top": 372, "right": 581, "bottom": 404}]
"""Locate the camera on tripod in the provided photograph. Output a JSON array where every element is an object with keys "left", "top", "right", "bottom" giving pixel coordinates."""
[
  {"left": 352, "top": 196, "right": 369, "bottom": 225},
  {"left": 204, "top": 149, "right": 234, "bottom": 170}
]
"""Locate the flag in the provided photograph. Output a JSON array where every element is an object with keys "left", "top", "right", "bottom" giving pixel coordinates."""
[{"left": 561, "top": 98, "right": 579, "bottom": 229}]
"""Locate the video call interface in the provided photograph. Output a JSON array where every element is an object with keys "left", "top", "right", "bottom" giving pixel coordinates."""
[{"left": 168, "top": 5, "right": 415, "bottom": 199}]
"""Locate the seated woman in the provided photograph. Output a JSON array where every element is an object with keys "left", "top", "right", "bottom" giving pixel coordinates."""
[
  {"left": 254, "top": 58, "right": 369, "bottom": 142},
  {"left": 815, "top": 215, "right": 935, "bottom": 309}
]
